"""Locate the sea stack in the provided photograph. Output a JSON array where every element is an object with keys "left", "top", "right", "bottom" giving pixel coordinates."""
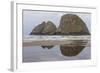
[
  {"left": 30, "top": 21, "right": 57, "bottom": 35},
  {"left": 30, "top": 21, "right": 46, "bottom": 35},
  {"left": 57, "top": 14, "right": 90, "bottom": 56},
  {"left": 30, "top": 21, "right": 57, "bottom": 49}
]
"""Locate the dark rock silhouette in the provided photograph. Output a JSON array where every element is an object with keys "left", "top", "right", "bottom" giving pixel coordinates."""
[
  {"left": 30, "top": 21, "right": 57, "bottom": 49},
  {"left": 56, "top": 14, "right": 90, "bottom": 35},
  {"left": 57, "top": 14, "right": 90, "bottom": 56},
  {"left": 42, "top": 21, "right": 57, "bottom": 35},
  {"left": 30, "top": 21, "right": 45, "bottom": 35},
  {"left": 30, "top": 21, "right": 57, "bottom": 35}
]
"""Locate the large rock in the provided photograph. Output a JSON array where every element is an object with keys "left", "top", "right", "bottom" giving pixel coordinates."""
[
  {"left": 30, "top": 21, "right": 57, "bottom": 49},
  {"left": 57, "top": 14, "right": 90, "bottom": 56},
  {"left": 56, "top": 14, "right": 90, "bottom": 35}
]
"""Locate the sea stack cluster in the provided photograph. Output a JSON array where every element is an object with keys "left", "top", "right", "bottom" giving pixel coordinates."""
[{"left": 30, "top": 14, "right": 90, "bottom": 56}]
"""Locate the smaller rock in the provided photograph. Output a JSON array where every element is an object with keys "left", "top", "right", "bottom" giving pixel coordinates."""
[
  {"left": 30, "top": 21, "right": 45, "bottom": 35},
  {"left": 42, "top": 21, "right": 57, "bottom": 35},
  {"left": 30, "top": 21, "right": 57, "bottom": 49}
]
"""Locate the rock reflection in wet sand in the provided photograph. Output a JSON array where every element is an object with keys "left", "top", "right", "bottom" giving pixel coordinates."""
[{"left": 22, "top": 45, "right": 91, "bottom": 62}]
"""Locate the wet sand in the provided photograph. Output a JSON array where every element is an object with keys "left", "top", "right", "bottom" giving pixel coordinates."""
[
  {"left": 22, "top": 45, "right": 91, "bottom": 62},
  {"left": 22, "top": 35, "right": 91, "bottom": 62}
]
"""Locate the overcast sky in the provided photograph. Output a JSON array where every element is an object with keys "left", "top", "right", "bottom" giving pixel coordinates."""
[{"left": 23, "top": 10, "right": 91, "bottom": 35}]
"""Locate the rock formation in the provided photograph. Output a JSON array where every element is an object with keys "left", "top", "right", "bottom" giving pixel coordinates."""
[
  {"left": 30, "top": 21, "right": 57, "bottom": 49},
  {"left": 30, "top": 21, "right": 57, "bottom": 35},
  {"left": 56, "top": 14, "right": 90, "bottom": 35},
  {"left": 57, "top": 14, "right": 90, "bottom": 56}
]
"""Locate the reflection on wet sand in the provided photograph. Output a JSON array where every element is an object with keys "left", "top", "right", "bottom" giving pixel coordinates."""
[
  {"left": 60, "top": 45, "right": 85, "bottom": 56},
  {"left": 40, "top": 40, "right": 89, "bottom": 56},
  {"left": 22, "top": 45, "right": 91, "bottom": 62},
  {"left": 41, "top": 45, "right": 85, "bottom": 57},
  {"left": 23, "top": 39, "right": 90, "bottom": 57},
  {"left": 60, "top": 40, "right": 89, "bottom": 56}
]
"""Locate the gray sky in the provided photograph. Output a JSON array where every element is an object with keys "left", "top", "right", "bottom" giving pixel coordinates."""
[{"left": 23, "top": 10, "right": 91, "bottom": 35}]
